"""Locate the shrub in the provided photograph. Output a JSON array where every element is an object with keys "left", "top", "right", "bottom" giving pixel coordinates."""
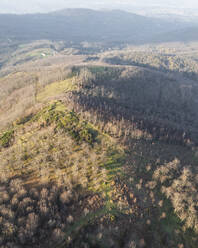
[
  {"left": 0, "top": 130, "right": 14, "bottom": 148},
  {"left": 0, "top": 191, "right": 10, "bottom": 204},
  {"left": 9, "top": 179, "right": 23, "bottom": 194},
  {"left": 26, "top": 213, "right": 39, "bottom": 235},
  {"left": 16, "top": 113, "right": 34, "bottom": 125},
  {"left": 52, "top": 228, "right": 64, "bottom": 242},
  {"left": 2, "top": 222, "right": 16, "bottom": 237},
  {"left": 59, "top": 190, "right": 72, "bottom": 205}
]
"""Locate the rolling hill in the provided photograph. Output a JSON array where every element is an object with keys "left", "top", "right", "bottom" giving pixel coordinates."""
[
  {"left": 158, "top": 26, "right": 198, "bottom": 43},
  {"left": 0, "top": 8, "right": 195, "bottom": 44}
]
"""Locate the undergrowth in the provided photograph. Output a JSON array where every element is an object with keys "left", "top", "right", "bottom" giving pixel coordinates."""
[
  {"left": 34, "top": 101, "right": 98, "bottom": 145},
  {"left": 0, "top": 129, "right": 14, "bottom": 148}
]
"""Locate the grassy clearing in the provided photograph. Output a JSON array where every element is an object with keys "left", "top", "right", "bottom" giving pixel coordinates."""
[
  {"left": 33, "top": 101, "right": 98, "bottom": 145},
  {"left": 37, "top": 78, "right": 77, "bottom": 102},
  {"left": 27, "top": 48, "right": 54, "bottom": 58}
]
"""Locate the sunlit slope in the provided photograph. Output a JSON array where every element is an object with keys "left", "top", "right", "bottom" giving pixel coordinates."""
[
  {"left": 0, "top": 65, "right": 197, "bottom": 247},
  {"left": 0, "top": 100, "right": 131, "bottom": 247}
]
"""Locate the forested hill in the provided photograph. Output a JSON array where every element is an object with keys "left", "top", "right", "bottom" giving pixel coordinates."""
[
  {"left": 0, "top": 8, "right": 195, "bottom": 44},
  {"left": 152, "top": 26, "right": 198, "bottom": 43}
]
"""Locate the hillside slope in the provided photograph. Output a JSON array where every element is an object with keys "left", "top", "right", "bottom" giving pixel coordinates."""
[{"left": 0, "top": 64, "right": 198, "bottom": 247}]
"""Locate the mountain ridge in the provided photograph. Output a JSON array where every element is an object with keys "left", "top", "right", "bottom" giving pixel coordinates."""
[{"left": 0, "top": 8, "right": 196, "bottom": 44}]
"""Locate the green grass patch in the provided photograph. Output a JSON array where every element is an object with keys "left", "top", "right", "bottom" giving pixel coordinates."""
[
  {"left": 34, "top": 101, "right": 98, "bottom": 145},
  {"left": 37, "top": 78, "right": 77, "bottom": 102},
  {"left": 27, "top": 48, "right": 53, "bottom": 58},
  {"left": 0, "top": 129, "right": 14, "bottom": 148}
]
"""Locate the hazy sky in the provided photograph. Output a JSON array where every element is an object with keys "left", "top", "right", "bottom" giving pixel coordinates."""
[{"left": 0, "top": 0, "right": 197, "bottom": 13}]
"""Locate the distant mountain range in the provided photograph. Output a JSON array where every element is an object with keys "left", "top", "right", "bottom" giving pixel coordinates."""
[
  {"left": 0, "top": 8, "right": 197, "bottom": 44},
  {"left": 158, "top": 26, "right": 198, "bottom": 42}
]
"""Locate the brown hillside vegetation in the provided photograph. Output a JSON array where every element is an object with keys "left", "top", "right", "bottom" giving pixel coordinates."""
[{"left": 0, "top": 42, "right": 198, "bottom": 247}]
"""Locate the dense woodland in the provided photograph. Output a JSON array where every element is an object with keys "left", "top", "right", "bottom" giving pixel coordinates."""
[{"left": 0, "top": 9, "right": 198, "bottom": 248}]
